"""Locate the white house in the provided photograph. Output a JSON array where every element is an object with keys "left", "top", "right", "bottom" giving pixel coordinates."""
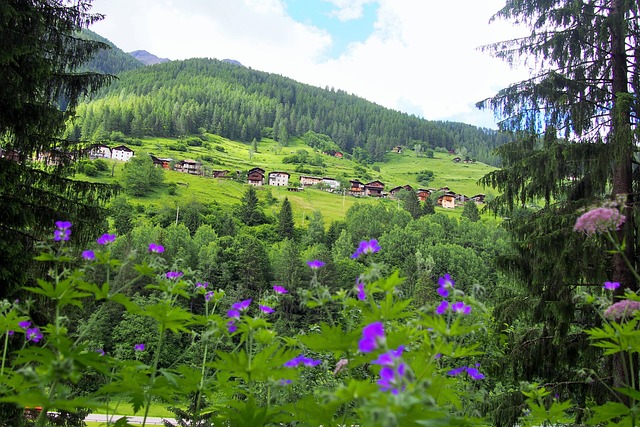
[
  {"left": 111, "top": 145, "right": 134, "bottom": 161},
  {"left": 88, "top": 144, "right": 111, "bottom": 159},
  {"left": 322, "top": 177, "right": 340, "bottom": 190},
  {"left": 268, "top": 171, "right": 290, "bottom": 186}
]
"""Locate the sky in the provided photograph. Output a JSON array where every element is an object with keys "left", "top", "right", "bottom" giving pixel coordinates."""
[{"left": 90, "top": 0, "right": 530, "bottom": 129}]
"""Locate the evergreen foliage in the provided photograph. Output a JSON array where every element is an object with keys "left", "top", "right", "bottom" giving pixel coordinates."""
[
  {"left": 277, "top": 197, "right": 294, "bottom": 239},
  {"left": 477, "top": 0, "right": 640, "bottom": 420},
  {"left": 69, "top": 57, "right": 510, "bottom": 165},
  {"left": 0, "top": 0, "right": 117, "bottom": 296},
  {"left": 461, "top": 200, "right": 480, "bottom": 222},
  {"left": 122, "top": 154, "right": 165, "bottom": 196}
]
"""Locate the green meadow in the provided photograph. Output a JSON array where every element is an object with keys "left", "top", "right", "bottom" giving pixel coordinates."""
[{"left": 81, "top": 134, "right": 497, "bottom": 222}]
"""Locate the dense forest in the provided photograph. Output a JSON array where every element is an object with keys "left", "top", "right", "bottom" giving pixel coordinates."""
[{"left": 68, "top": 45, "right": 510, "bottom": 165}]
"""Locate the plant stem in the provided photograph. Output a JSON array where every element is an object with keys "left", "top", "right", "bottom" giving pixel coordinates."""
[{"left": 142, "top": 325, "right": 165, "bottom": 427}]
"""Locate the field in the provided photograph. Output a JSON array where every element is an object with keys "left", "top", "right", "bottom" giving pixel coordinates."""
[{"left": 81, "top": 134, "right": 498, "bottom": 223}]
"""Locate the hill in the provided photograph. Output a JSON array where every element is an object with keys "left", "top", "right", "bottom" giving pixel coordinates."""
[
  {"left": 77, "top": 29, "right": 144, "bottom": 74},
  {"left": 78, "top": 133, "right": 495, "bottom": 223},
  {"left": 129, "top": 50, "right": 171, "bottom": 65},
  {"left": 70, "top": 53, "right": 509, "bottom": 166}
]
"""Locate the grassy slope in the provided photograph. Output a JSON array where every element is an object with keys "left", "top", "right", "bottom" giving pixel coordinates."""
[{"left": 81, "top": 134, "right": 497, "bottom": 223}]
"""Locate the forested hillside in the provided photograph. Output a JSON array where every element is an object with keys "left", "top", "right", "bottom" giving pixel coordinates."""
[
  {"left": 70, "top": 56, "right": 509, "bottom": 165},
  {"left": 77, "top": 29, "right": 144, "bottom": 75}
]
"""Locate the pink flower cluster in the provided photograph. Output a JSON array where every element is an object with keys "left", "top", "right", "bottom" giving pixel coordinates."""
[
  {"left": 574, "top": 207, "right": 626, "bottom": 236},
  {"left": 604, "top": 299, "right": 640, "bottom": 321}
]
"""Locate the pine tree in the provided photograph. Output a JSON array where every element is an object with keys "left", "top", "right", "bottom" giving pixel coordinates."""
[
  {"left": 239, "top": 186, "right": 266, "bottom": 226},
  {"left": 0, "top": 0, "right": 117, "bottom": 295},
  {"left": 477, "top": 0, "right": 640, "bottom": 419},
  {"left": 277, "top": 197, "right": 295, "bottom": 239},
  {"left": 461, "top": 201, "right": 480, "bottom": 222}
]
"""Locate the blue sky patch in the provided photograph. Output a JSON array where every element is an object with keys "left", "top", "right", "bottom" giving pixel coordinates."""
[{"left": 285, "top": 0, "right": 378, "bottom": 59}]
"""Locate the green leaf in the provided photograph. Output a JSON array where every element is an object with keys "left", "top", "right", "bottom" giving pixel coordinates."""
[{"left": 297, "top": 322, "right": 360, "bottom": 357}]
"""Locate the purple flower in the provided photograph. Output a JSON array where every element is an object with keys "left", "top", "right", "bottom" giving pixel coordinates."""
[
  {"left": 273, "top": 285, "right": 288, "bottom": 294},
  {"left": 333, "top": 358, "right": 349, "bottom": 375},
  {"left": 196, "top": 281, "right": 208, "bottom": 289},
  {"left": 466, "top": 367, "right": 485, "bottom": 380},
  {"left": 148, "top": 243, "right": 165, "bottom": 253},
  {"left": 358, "top": 321, "right": 385, "bottom": 353},
  {"left": 97, "top": 234, "right": 116, "bottom": 245},
  {"left": 259, "top": 305, "right": 274, "bottom": 314},
  {"left": 8, "top": 330, "right": 14, "bottom": 336},
  {"left": 25, "top": 327, "right": 43, "bottom": 343},
  {"left": 227, "top": 309, "right": 240, "bottom": 319},
  {"left": 351, "top": 239, "right": 381, "bottom": 259},
  {"left": 18, "top": 320, "right": 31, "bottom": 329},
  {"left": 279, "top": 379, "right": 293, "bottom": 385},
  {"left": 53, "top": 221, "right": 72, "bottom": 241},
  {"left": 603, "top": 281, "right": 620, "bottom": 291},
  {"left": 134, "top": 343, "right": 145, "bottom": 352},
  {"left": 283, "top": 355, "right": 322, "bottom": 368},
  {"left": 434, "top": 353, "right": 442, "bottom": 360},
  {"left": 447, "top": 366, "right": 467, "bottom": 376},
  {"left": 437, "top": 273, "right": 454, "bottom": 297},
  {"left": 232, "top": 299, "right": 252, "bottom": 311},
  {"left": 356, "top": 279, "right": 366, "bottom": 300},
  {"left": 82, "top": 250, "right": 95, "bottom": 261},
  {"left": 435, "top": 300, "right": 449, "bottom": 315},
  {"left": 307, "top": 260, "right": 325, "bottom": 269},
  {"left": 377, "top": 363, "right": 407, "bottom": 394},
  {"left": 451, "top": 301, "right": 472, "bottom": 314},
  {"left": 371, "top": 346, "right": 405, "bottom": 366},
  {"left": 96, "top": 349, "right": 105, "bottom": 356},
  {"left": 166, "top": 271, "right": 184, "bottom": 280},
  {"left": 227, "top": 320, "right": 237, "bottom": 333},
  {"left": 574, "top": 207, "right": 626, "bottom": 236},
  {"left": 205, "top": 291, "right": 214, "bottom": 301},
  {"left": 604, "top": 299, "right": 640, "bottom": 321}
]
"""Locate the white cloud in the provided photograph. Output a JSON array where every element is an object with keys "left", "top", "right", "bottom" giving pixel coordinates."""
[
  {"left": 324, "top": 0, "right": 378, "bottom": 21},
  {"left": 90, "top": 0, "right": 529, "bottom": 128}
]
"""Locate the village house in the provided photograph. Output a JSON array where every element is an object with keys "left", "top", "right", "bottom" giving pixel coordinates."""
[
  {"left": 364, "top": 180, "right": 385, "bottom": 197},
  {"left": 391, "top": 146, "right": 403, "bottom": 153},
  {"left": 269, "top": 171, "right": 290, "bottom": 186},
  {"left": 247, "top": 167, "right": 265, "bottom": 186},
  {"left": 452, "top": 157, "right": 461, "bottom": 163},
  {"left": 212, "top": 170, "right": 230, "bottom": 178},
  {"left": 455, "top": 193, "right": 469, "bottom": 203},
  {"left": 471, "top": 194, "right": 486, "bottom": 203},
  {"left": 321, "top": 177, "right": 340, "bottom": 191},
  {"left": 349, "top": 180, "right": 365, "bottom": 196},
  {"left": 388, "top": 185, "right": 414, "bottom": 199},
  {"left": 438, "top": 192, "right": 457, "bottom": 209},
  {"left": 149, "top": 154, "right": 171, "bottom": 169},
  {"left": 416, "top": 188, "right": 431, "bottom": 202},
  {"left": 300, "top": 175, "right": 323, "bottom": 187},
  {"left": 88, "top": 144, "right": 111, "bottom": 159},
  {"left": 175, "top": 159, "right": 202, "bottom": 175},
  {"left": 111, "top": 145, "right": 134, "bottom": 162}
]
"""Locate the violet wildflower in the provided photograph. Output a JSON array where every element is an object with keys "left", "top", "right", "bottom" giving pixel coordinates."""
[
  {"left": 280, "top": 379, "right": 293, "bottom": 385},
  {"left": 447, "top": 366, "right": 467, "bottom": 376},
  {"left": 307, "top": 260, "right": 325, "bottom": 269},
  {"left": 148, "top": 243, "right": 164, "bottom": 253},
  {"left": 284, "top": 355, "right": 322, "bottom": 368},
  {"left": 25, "top": 327, "right": 43, "bottom": 343},
  {"left": 351, "top": 239, "right": 381, "bottom": 259},
  {"left": 377, "top": 363, "right": 407, "bottom": 394},
  {"left": 227, "top": 309, "right": 240, "bottom": 319},
  {"left": 451, "top": 301, "right": 472, "bottom": 314},
  {"left": 232, "top": 299, "right": 252, "bottom": 311},
  {"left": 259, "top": 305, "right": 274, "bottom": 314},
  {"left": 574, "top": 207, "right": 626, "bottom": 236},
  {"left": 18, "top": 320, "right": 31, "bottom": 329},
  {"left": 196, "top": 281, "right": 208, "bottom": 289},
  {"left": 97, "top": 233, "right": 116, "bottom": 245},
  {"left": 356, "top": 279, "right": 366, "bottom": 301},
  {"left": 166, "top": 271, "right": 184, "bottom": 280},
  {"left": 273, "top": 285, "right": 288, "bottom": 294},
  {"left": 603, "top": 281, "right": 620, "bottom": 291},
  {"left": 82, "top": 250, "right": 95, "bottom": 261},
  {"left": 97, "top": 349, "right": 105, "bottom": 356},
  {"left": 437, "top": 273, "right": 454, "bottom": 297},
  {"left": 333, "top": 358, "right": 349, "bottom": 375},
  {"left": 358, "top": 321, "right": 385, "bottom": 353},
  {"left": 227, "top": 320, "right": 237, "bottom": 333},
  {"left": 53, "top": 221, "right": 72, "bottom": 241},
  {"left": 371, "top": 346, "right": 405, "bottom": 366},
  {"left": 434, "top": 353, "right": 442, "bottom": 360},
  {"left": 134, "top": 343, "right": 145, "bottom": 351},
  {"left": 466, "top": 367, "right": 485, "bottom": 380},
  {"left": 435, "top": 300, "right": 449, "bottom": 315},
  {"left": 604, "top": 299, "right": 640, "bottom": 321},
  {"left": 7, "top": 330, "right": 14, "bottom": 336},
  {"left": 204, "top": 291, "right": 214, "bottom": 301}
]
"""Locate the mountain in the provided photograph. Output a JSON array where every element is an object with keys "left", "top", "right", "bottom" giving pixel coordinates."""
[
  {"left": 129, "top": 50, "right": 171, "bottom": 66},
  {"left": 78, "top": 30, "right": 144, "bottom": 74},
  {"left": 72, "top": 38, "right": 508, "bottom": 166}
]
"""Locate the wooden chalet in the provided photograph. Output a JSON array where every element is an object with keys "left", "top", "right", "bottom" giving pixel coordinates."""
[
  {"left": 438, "top": 192, "right": 456, "bottom": 209},
  {"left": 416, "top": 189, "right": 431, "bottom": 202},
  {"left": 364, "top": 181, "right": 385, "bottom": 197},
  {"left": 150, "top": 154, "right": 171, "bottom": 169},
  {"left": 388, "top": 185, "right": 414, "bottom": 199},
  {"left": 175, "top": 159, "right": 201, "bottom": 175},
  {"left": 471, "top": 194, "right": 486, "bottom": 203},
  {"left": 349, "top": 180, "right": 365, "bottom": 196},
  {"left": 212, "top": 170, "right": 230, "bottom": 178},
  {"left": 247, "top": 167, "right": 265, "bottom": 186}
]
